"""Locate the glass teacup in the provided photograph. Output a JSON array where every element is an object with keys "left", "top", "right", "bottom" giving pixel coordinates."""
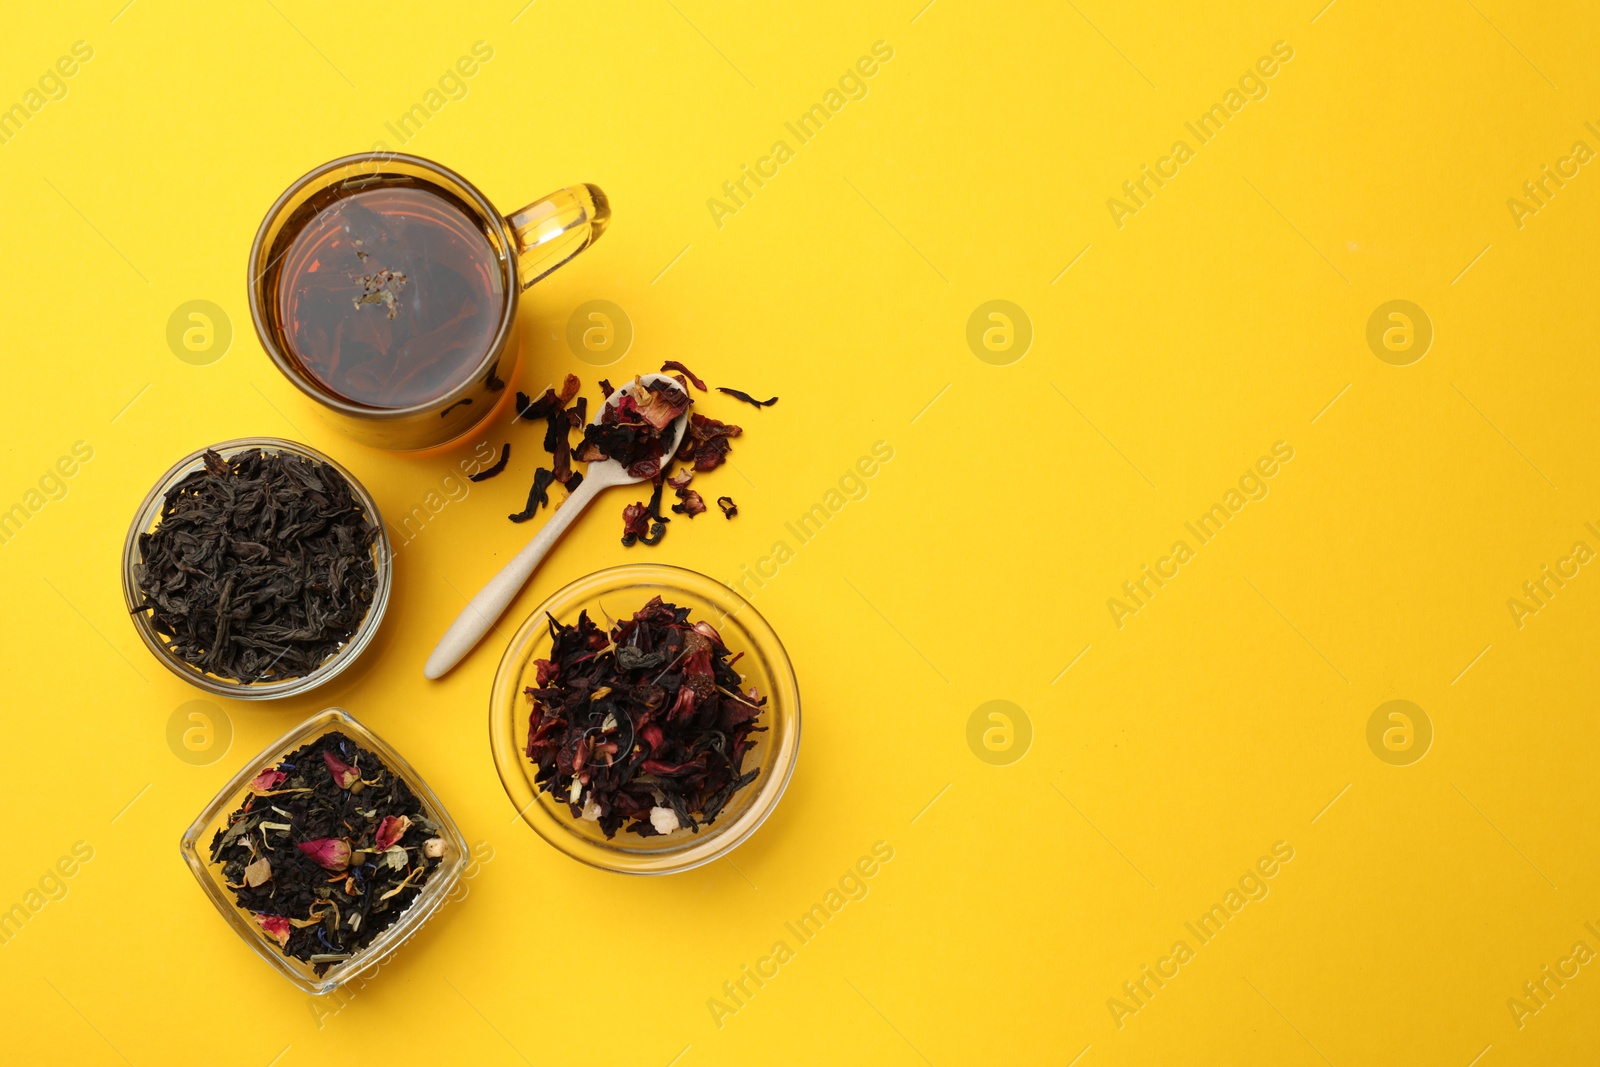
[{"left": 248, "top": 152, "right": 608, "bottom": 451}]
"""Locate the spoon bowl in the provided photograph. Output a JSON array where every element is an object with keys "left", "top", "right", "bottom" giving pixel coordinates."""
[{"left": 423, "top": 374, "right": 689, "bottom": 680}]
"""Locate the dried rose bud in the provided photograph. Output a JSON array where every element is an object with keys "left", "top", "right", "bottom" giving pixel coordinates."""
[
  {"left": 297, "top": 837, "right": 352, "bottom": 871},
  {"left": 256, "top": 913, "right": 291, "bottom": 947},
  {"left": 422, "top": 837, "right": 447, "bottom": 859},
  {"left": 243, "top": 857, "right": 272, "bottom": 887},
  {"left": 249, "top": 768, "right": 287, "bottom": 793},
  {"left": 375, "top": 815, "right": 411, "bottom": 851},
  {"left": 323, "top": 750, "right": 360, "bottom": 790}
]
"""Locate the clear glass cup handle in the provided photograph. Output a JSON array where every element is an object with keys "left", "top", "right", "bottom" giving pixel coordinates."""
[{"left": 505, "top": 184, "right": 610, "bottom": 290}]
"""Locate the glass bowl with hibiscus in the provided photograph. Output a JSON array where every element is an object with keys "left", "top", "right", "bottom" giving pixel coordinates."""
[
  {"left": 179, "top": 707, "right": 468, "bottom": 994},
  {"left": 489, "top": 564, "right": 801, "bottom": 875}
]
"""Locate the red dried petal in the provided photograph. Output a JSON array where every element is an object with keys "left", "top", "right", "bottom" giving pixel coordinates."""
[
  {"left": 249, "top": 768, "right": 287, "bottom": 792},
  {"left": 375, "top": 815, "right": 412, "bottom": 851},
  {"left": 256, "top": 913, "right": 291, "bottom": 947},
  {"left": 323, "top": 750, "right": 360, "bottom": 790},
  {"left": 297, "top": 837, "right": 352, "bottom": 871},
  {"left": 633, "top": 381, "right": 690, "bottom": 430}
]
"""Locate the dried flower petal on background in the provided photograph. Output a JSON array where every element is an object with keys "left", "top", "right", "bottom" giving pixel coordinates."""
[
  {"left": 672, "top": 488, "right": 707, "bottom": 517},
  {"left": 682, "top": 412, "right": 742, "bottom": 472},
  {"left": 660, "top": 360, "right": 707, "bottom": 391},
  {"left": 717, "top": 495, "right": 737, "bottom": 518}
]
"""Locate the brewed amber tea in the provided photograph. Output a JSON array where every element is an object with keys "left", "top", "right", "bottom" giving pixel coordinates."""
[{"left": 268, "top": 180, "right": 504, "bottom": 409}]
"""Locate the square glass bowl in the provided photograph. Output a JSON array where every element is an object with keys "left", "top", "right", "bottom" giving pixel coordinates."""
[
  {"left": 179, "top": 707, "right": 467, "bottom": 994},
  {"left": 489, "top": 564, "right": 801, "bottom": 875}
]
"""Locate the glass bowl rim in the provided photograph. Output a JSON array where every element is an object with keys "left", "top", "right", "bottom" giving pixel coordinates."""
[
  {"left": 177, "top": 706, "right": 469, "bottom": 995},
  {"left": 121, "top": 436, "right": 392, "bottom": 700},
  {"left": 488, "top": 563, "right": 801, "bottom": 876}
]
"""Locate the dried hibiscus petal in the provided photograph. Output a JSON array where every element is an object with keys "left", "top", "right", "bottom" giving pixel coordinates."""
[
  {"left": 660, "top": 360, "right": 707, "bottom": 391},
  {"left": 717, "top": 495, "right": 737, "bottom": 518},
  {"left": 620, "top": 502, "right": 652, "bottom": 546},
  {"left": 672, "top": 488, "right": 707, "bottom": 517}
]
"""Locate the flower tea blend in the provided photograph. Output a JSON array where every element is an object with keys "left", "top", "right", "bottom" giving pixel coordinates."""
[
  {"left": 133, "top": 448, "right": 379, "bottom": 682},
  {"left": 525, "top": 597, "right": 766, "bottom": 839},
  {"left": 511, "top": 362, "right": 770, "bottom": 547},
  {"left": 210, "top": 732, "right": 447, "bottom": 975}
]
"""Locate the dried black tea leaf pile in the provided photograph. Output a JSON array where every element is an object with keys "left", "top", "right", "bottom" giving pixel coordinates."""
[
  {"left": 525, "top": 597, "right": 766, "bottom": 839},
  {"left": 133, "top": 448, "right": 380, "bottom": 682},
  {"left": 511, "top": 362, "right": 771, "bottom": 545},
  {"left": 210, "top": 732, "right": 447, "bottom": 975}
]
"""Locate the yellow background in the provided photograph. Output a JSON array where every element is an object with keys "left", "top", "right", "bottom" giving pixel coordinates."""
[{"left": 2, "top": 1, "right": 1598, "bottom": 1063}]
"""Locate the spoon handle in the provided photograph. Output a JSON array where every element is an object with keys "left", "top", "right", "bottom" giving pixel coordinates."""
[{"left": 424, "top": 473, "right": 607, "bottom": 679}]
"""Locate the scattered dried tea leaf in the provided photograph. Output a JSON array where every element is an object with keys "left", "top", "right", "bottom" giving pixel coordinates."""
[
  {"left": 716, "top": 495, "right": 737, "bottom": 518},
  {"left": 509, "top": 468, "right": 557, "bottom": 523},
  {"left": 717, "top": 387, "right": 778, "bottom": 408},
  {"left": 468, "top": 442, "right": 511, "bottom": 482}
]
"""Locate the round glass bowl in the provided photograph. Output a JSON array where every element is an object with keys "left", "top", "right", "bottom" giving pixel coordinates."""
[
  {"left": 490, "top": 564, "right": 801, "bottom": 875},
  {"left": 122, "top": 437, "right": 391, "bottom": 700}
]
